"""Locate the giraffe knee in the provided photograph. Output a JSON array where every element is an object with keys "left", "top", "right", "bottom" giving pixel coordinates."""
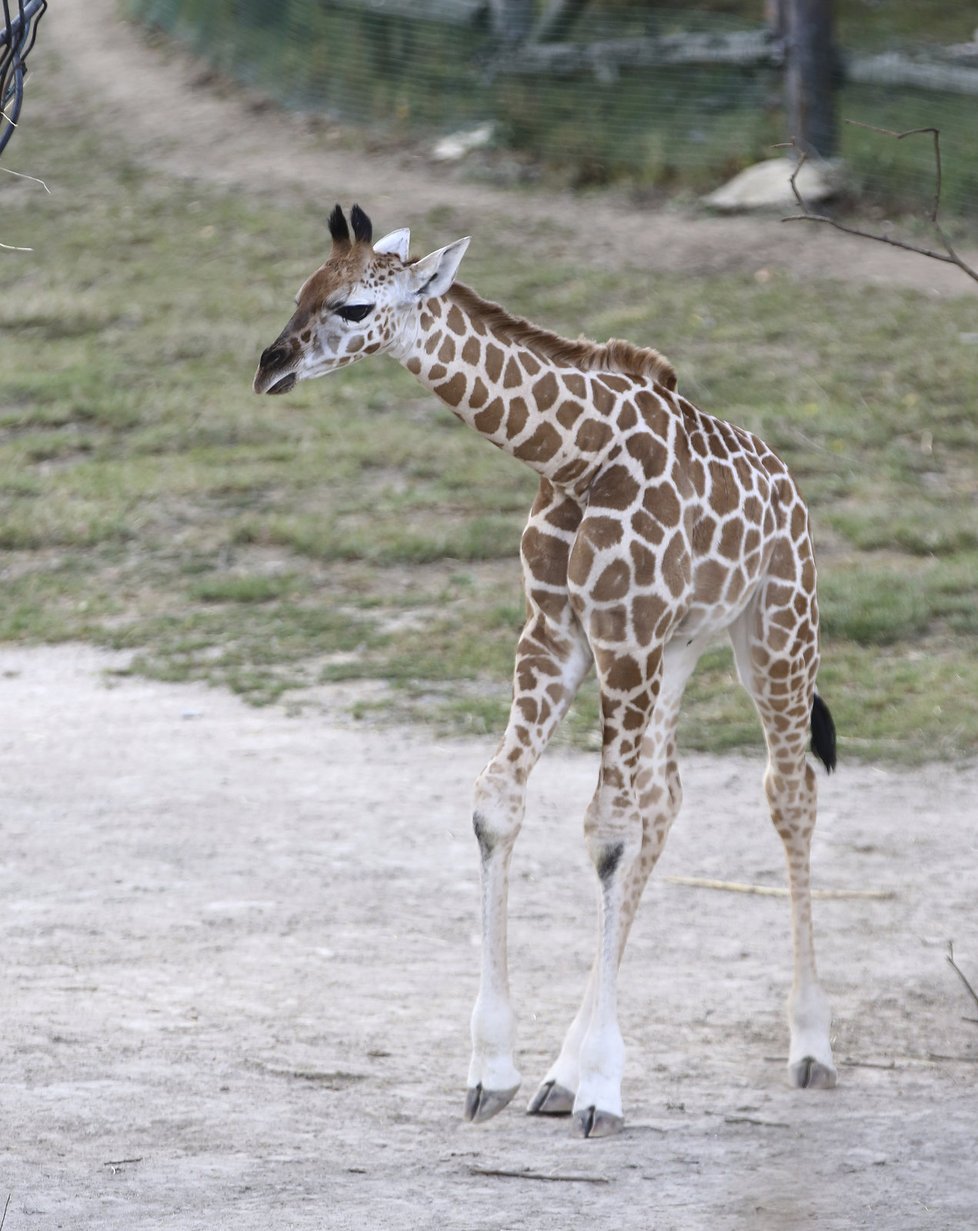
[
  {"left": 583, "top": 791, "right": 641, "bottom": 882},
  {"left": 637, "top": 758, "right": 682, "bottom": 833},
  {"left": 473, "top": 764, "right": 524, "bottom": 860}
]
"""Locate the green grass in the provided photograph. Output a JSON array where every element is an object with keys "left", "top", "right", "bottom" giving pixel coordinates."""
[{"left": 1, "top": 74, "right": 976, "bottom": 763}]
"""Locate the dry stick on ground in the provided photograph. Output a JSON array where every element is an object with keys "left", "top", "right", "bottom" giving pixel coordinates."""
[
  {"left": 724, "top": 1116, "right": 791, "bottom": 1128},
  {"left": 779, "top": 123, "right": 978, "bottom": 286},
  {"left": 663, "top": 875, "right": 895, "bottom": 900},
  {"left": 839, "top": 1058, "right": 896, "bottom": 1070},
  {"left": 946, "top": 941, "right": 978, "bottom": 1025},
  {"left": 468, "top": 1166, "right": 610, "bottom": 1185}
]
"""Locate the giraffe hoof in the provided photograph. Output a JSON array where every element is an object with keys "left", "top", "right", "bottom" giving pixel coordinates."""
[
  {"left": 572, "top": 1106, "right": 625, "bottom": 1139},
  {"left": 464, "top": 1083, "right": 520, "bottom": 1123},
  {"left": 526, "top": 1080, "right": 575, "bottom": 1116},
  {"left": 789, "top": 1057, "right": 838, "bottom": 1090}
]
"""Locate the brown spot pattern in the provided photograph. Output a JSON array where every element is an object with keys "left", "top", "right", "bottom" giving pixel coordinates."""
[{"left": 265, "top": 247, "right": 830, "bottom": 994}]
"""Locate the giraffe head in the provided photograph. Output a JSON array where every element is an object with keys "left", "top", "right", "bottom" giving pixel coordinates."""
[{"left": 253, "top": 204, "right": 469, "bottom": 395}]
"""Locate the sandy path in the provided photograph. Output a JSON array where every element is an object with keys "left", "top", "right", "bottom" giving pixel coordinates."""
[
  {"left": 46, "top": 0, "right": 976, "bottom": 295},
  {"left": 2, "top": 645, "right": 977, "bottom": 1229}
]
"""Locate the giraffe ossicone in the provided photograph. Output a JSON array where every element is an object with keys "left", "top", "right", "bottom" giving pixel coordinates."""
[{"left": 255, "top": 204, "right": 839, "bottom": 1138}]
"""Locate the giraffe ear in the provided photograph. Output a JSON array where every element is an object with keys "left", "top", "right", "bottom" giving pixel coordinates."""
[
  {"left": 373, "top": 228, "right": 411, "bottom": 261},
  {"left": 404, "top": 237, "right": 470, "bottom": 300}
]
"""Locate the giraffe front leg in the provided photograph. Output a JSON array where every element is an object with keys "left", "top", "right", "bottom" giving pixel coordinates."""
[
  {"left": 528, "top": 641, "right": 696, "bottom": 1126},
  {"left": 526, "top": 989, "right": 591, "bottom": 1117},
  {"left": 527, "top": 760, "right": 681, "bottom": 1121},
  {"left": 567, "top": 639, "right": 664, "bottom": 1138},
  {"left": 464, "top": 764, "right": 524, "bottom": 1122},
  {"left": 569, "top": 779, "right": 644, "bottom": 1139},
  {"left": 527, "top": 768, "right": 681, "bottom": 1121},
  {"left": 526, "top": 785, "right": 667, "bottom": 1120},
  {"left": 465, "top": 612, "right": 591, "bottom": 1124}
]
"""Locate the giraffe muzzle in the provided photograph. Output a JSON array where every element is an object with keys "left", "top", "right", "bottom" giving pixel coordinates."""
[
  {"left": 266, "top": 373, "right": 298, "bottom": 395},
  {"left": 253, "top": 343, "right": 298, "bottom": 395},
  {"left": 253, "top": 364, "right": 298, "bottom": 395}
]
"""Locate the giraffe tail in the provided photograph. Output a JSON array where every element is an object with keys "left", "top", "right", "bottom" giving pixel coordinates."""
[{"left": 810, "top": 692, "right": 837, "bottom": 774}]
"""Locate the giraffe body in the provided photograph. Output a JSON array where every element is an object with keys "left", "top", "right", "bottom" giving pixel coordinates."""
[{"left": 255, "top": 206, "right": 838, "bottom": 1137}]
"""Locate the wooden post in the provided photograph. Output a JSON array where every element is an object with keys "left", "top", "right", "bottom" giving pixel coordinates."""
[
  {"left": 488, "top": 0, "right": 534, "bottom": 46},
  {"left": 784, "top": 0, "right": 837, "bottom": 157},
  {"left": 765, "top": 0, "right": 786, "bottom": 40}
]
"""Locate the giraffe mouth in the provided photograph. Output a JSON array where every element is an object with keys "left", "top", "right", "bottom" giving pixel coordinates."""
[{"left": 266, "top": 372, "right": 298, "bottom": 395}]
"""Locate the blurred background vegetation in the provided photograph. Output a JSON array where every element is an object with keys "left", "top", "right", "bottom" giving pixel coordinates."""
[{"left": 127, "top": 0, "right": 978, "bottom": 210}]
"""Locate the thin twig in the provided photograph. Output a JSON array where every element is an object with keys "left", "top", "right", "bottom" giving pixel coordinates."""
[
  {"left": 839, "top": 1058, "right": 896, "bottom": 1070},
  {"left": 844, "top": 121, "right": 943, "bottom": 221},
  {"left": 772, "top": 1051, "right": 978, "bottom": 1065},
  {"left": 0, "top": 1193, "right": 10, "bottom": 1231},
  {"left": 0, "top": 163, "right": 49, "bottom": 254},
  {"left": 663, "top": 875, "right": 895, "bottom": 900},
  {"left": 946, "top": 941, "right": 978, "bottom": 1018},
  {"left": 724, "top": 1115, "right": 790, "bottom": 1128},
  {"left": 780, "top": 126, "right": 978, "bottom": 286},
  {"left": 468, "top": 1166, "right": 609, "bottom": 1184},
  {"left": 0, "top": 164, "right": 50, "bottom": 191}
]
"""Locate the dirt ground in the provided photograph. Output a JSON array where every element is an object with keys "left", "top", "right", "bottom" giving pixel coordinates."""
[
  {"left": 2, "top": 645, "right": 977, "bottom": 1230},
  {"left": 2, "top": 7, "right": 976, "bottom": 1229}
]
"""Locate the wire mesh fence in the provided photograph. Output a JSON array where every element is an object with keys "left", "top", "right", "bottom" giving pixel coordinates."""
[
  {"left": 127, "top": 0, "right": 978, "bottom": 216},
  {"left": 1, "top": 0, "right": 48, "bottom": 157}
]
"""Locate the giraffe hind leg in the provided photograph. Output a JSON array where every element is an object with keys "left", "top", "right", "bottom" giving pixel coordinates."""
[{"left": 730, "top": 589, "right": 837, "bottom": 1090}]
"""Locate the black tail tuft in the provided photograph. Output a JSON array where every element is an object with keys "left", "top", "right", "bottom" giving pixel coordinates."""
[{"left": 810, "top": 693, "right": 837, "bottom": 774}]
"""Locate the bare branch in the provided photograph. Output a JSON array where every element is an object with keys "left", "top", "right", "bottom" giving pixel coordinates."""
[
  {"left": 844, "top": 122, "right": 942, "bottom": 221},
  {"left": 780, "top": 126, "right": 978, "bottom": 286}
]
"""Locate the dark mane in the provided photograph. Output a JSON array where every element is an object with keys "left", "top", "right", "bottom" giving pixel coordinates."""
[{"left": 448, "top": 283, "right": 677, "bottom": 391}]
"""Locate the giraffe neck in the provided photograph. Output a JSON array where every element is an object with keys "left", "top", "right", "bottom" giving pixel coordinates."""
[{"left": 398, "top": 285, "right": 633, "bottom": 489}]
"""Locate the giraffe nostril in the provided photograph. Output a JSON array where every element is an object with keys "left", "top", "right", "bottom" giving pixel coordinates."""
[{"left": 260, "top": 344, "right": 288, "bottom": 370}]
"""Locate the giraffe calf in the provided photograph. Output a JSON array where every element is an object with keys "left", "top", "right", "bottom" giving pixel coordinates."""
[{"left": 255, "top": 205, "right": 838, "bottom": 1138}]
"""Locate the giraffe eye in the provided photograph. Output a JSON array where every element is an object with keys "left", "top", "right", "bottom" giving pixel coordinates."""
[{"left": 336, "top": 303, "right": 374, "bottom": 323}]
